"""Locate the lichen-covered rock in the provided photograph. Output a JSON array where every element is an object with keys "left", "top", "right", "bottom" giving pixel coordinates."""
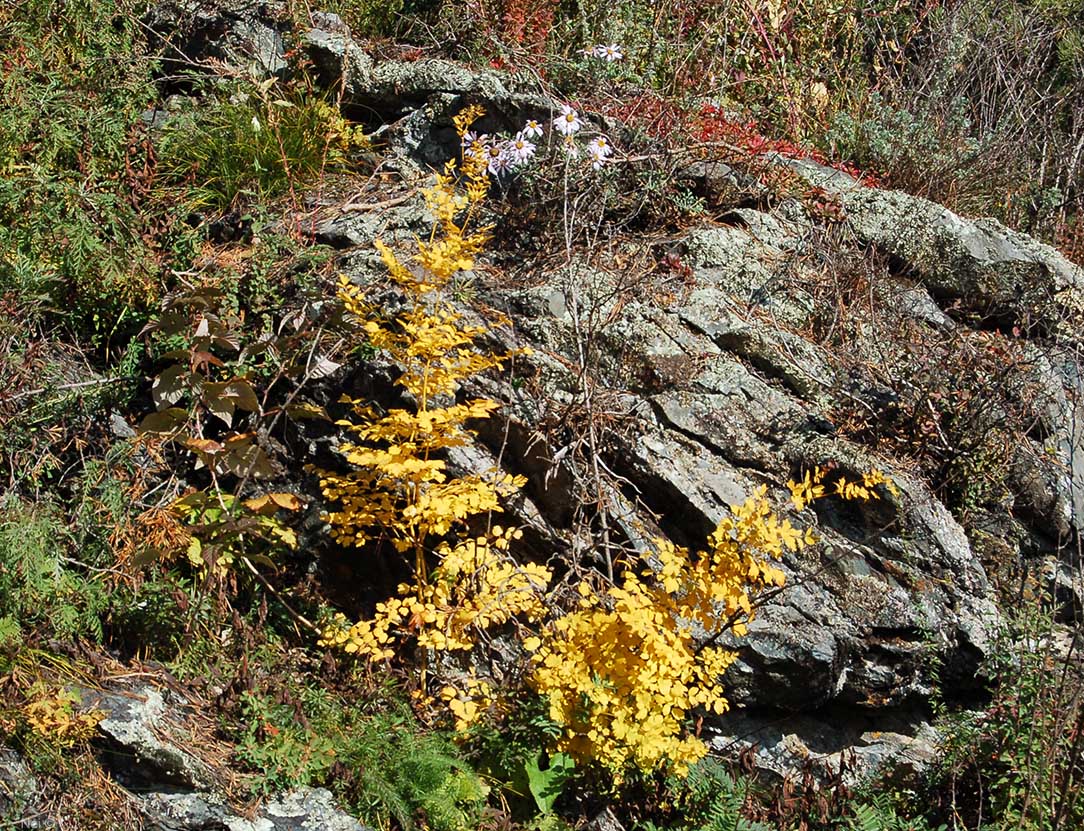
[
  {"left": 0, "top": 748, "right": 55, "bottom": 829},
  {"left": 142, "top": 788, "right": 372, "bottom": 831},
  {"left": 84, "top": 685, "right": 217, "bottom": 792},
  {"left": 706, "top": 709, "right": 942, "bottom": 786},
  {"left": 302, "top": 17, "right": 552, "bottom": 162},
  {"left": 145, "top": 0, "right": 289, "bottom": 79},
  {"left": 786, "top": 157, "right": 1084, "bottom": 331}
]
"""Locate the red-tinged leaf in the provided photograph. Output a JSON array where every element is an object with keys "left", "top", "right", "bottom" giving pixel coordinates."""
[
  {"left": 243, "top": 494, "right": 275, "bottom": 514},
  {"left": 269, "top": 492, "right": 302, "bottom": 510},
  {"left": 138, "top": 407, "right": 188, "bottom": 434},
  {"left": 191, "top": 350, "right": 224, "bottom": 372},
  {"left": 184, "top": 437, "right": 225, "bottom": 454},
  {"left": 245, "top": 493, "right": 301, "bottom": 514}
]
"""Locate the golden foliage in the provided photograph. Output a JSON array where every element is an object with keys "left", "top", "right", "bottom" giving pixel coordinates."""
[
  {"left": 526, "top": 468, "right": 892, "bottom": 776},
  {"left": 317, "top": 108, "right": 551, "bottom": 726},
  {"left": 23, "top": 685, "right": 102, "bottom": 747},
  {"left": 316, "top": 106, "right": 896, "bottom": 779}
]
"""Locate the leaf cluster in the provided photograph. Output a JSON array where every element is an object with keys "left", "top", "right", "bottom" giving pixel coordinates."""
[
  {"left": 523, "top": 475, "right": 883, "bottom": 777},
  {"left": 317, "top": 108, "right": 551, "bottom": 719}
]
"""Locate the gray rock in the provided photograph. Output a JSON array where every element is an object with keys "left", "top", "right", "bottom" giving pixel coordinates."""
[
  {"left": 0, "top": 748, "right": 54, "bottom": 829},
  {"left": 302, "top": 26, "right": 374, "bottom": 94},
  {"left": 145, "top": 0, "right": 288, "bottom": 78},
  {"left": 143, "top": 788, "right": 371, "bottom": 831},
  {"left": 587, "top": 806, "right": 626, "bottom": 831},
  {"left": 679, "top": 296, "right": 837, "bottom": 403},
  {"left": 302, "top": 26, "right": 553, "bottom": 160},
  {"left": 680, "top": 225, "right": 814, "bottom": 328},
  {"left": 265, "top": 788, "right": 371, "bottom": 830},
  {"left": 83, "top": 685, "right": 217, "bottom": 792},
  {"left": 676, "top": 160, "right": 768, "bottom": 205},
  {"left": 314, "top": 195, "right": 430, "bottom": 249},
  {"left": 482, "top": 252, "right": 1001, "bottom": 728},
  {"left": 707, "top": 709, "right": 941, "bottom": 786},
  {"left": 875, "top": 278, "right": 956, "bottom": 332},
  {"left": 786, "top": 156, "right": 1084, "bottom": 330}
]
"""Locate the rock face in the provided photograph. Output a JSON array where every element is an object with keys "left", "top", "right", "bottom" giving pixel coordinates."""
[
  {"left": 787, "top": 157, "right": 1084, "bottom": 333},
  {"left": 137, "top": 0, "right": 1084, "bottom": 790},
  {"left": 61, "top": 683, "right": 372, "bottom": 831},
  {"left": 295, "top": 13, "right": 1084, "bottom": 782},
  {"left": 145, "top": 0, "right": 289, "bottom": 79}
]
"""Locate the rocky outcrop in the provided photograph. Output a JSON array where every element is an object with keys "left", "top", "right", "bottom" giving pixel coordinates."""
[
  {"left": 302, "top": 16, "right": 553, "bottom": 169},
  {"left": 787, "top": 157, "right": 1084, "bottom": 333},
  {"left": 307, "top": 44, "right": 1084, "bottom": 776},
  {"left": 138, "top": 0, "right": 1084, "bottom": 790},
  {"left": 49, "top": 683, "right": 371, "bottom": 831},
  {"left": 145, "top": 0, "right": 289, "bottom": 80}
]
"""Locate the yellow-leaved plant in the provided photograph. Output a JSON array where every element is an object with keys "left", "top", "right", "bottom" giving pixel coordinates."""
[
  {"left": 317, "top": 106, "right": 551, "bottom": 725},
  {"left": 524, "top": 467, "right": 896, "bottom": 776},
  {"left": 315, "top": 105, "right": 897, "bottom": 780}
]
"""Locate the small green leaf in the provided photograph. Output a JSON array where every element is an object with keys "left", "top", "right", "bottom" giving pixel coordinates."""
[{"left": 525, "top": 752, "right": 574, "bottom": 814}]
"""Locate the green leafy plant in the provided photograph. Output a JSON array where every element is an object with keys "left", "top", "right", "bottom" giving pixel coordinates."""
[
  {"left": 171, "top": 490, "right": 301, "bottom": 579},
  {"left": 237, "top": 690, "right": 338, "bottom": 795},
  {"left": 525, "top": 751, "right": 575, "bottom": 814},
  {"left": 157, "top": 79, "right": 371, "bottom": 213},
  {"left": 0, "top": 495, "right": 110, "bottom": 643},
  {"left": 237, "top": 683, "right": 487, "bottom": 831},
  {"left": 0, "top": 0, "right": 176, "bottom": 339},
  {"left": 636, "top": 758, "right": 772, "bottom": 831},
  {"left": 924, "top": 610, "right": 1084, "bottom": 830},
  {"left": 847, "top": 793, "right": 947, "bottom": 831}
]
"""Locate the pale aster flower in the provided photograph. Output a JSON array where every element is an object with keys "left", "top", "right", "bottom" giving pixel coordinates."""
[
  {"left": 553, "top": 105, "right": 584, "bottom": 136},
  {"left": 586, "top": 135, "right": 612, "bottom": 169},
  {"left": 485, "top": 141, "right": 511, "bottom": 175},
  {"left": 560, "top": 136, "right": 580, "bottom": 158},
  {"left": 506, "top": 133, "right": 537, "bottom": 166},
  {"left": 521, "top": 119, "right": 543, "bottom": 139},
  {"left": 594, "top": 44, "right": 624, "bottom": 62}
]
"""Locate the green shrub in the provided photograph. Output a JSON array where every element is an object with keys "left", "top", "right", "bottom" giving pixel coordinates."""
[
  {"left": 237, "top": 683, "right": 487, "bottom": 831},
  {"left": 634, "top": 759, "right": 772, "bottom": 831},
  {"left": 924, "top": 611, "right": 1084, "bottom": 830},
  {"left": 156, "top": 82, "right": 370, "bottom": 212},
  {"left": 0, "top": 495, "right": 110, "bottom": 643},
  {"left": 0, "top": 0, "right": 169, "bottom": 338}
]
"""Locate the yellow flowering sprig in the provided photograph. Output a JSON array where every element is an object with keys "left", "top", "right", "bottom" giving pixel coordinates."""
[
  {"left": 525, "top": 466, "right": 894, "bottom": 777},
  {"left": 317, "top": 107, "right": 550, "bottom": 724}
]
